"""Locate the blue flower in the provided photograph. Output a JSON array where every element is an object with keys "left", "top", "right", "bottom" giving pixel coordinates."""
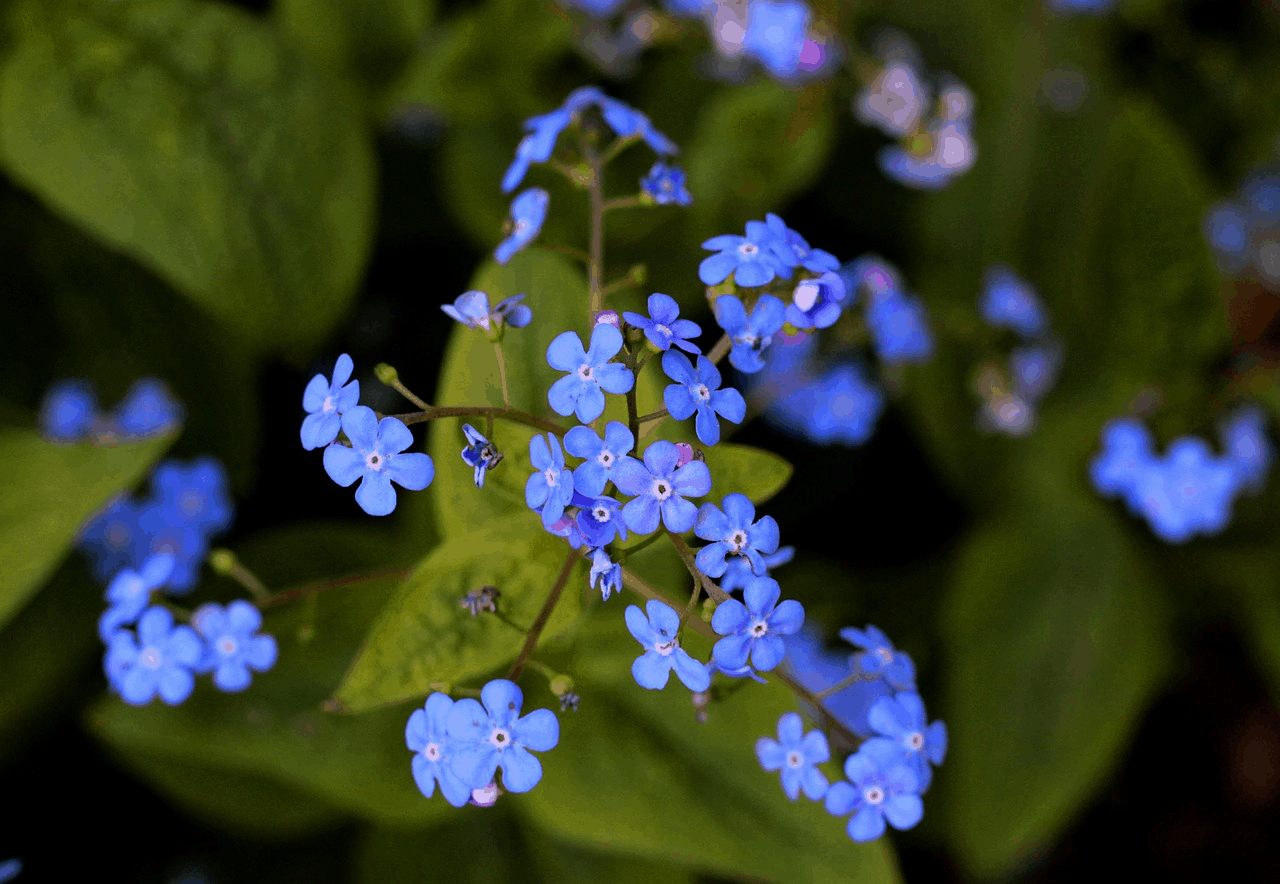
[
  {"left": 104, "top": 606, "right": 203, "bottom": 706},
  {"left": 323, "top": 407, "right": 434, "bottom": 516},
  {"left": 783, "top": 625, "right": 893, "bottom": 740},
  {"left": 624, "top": 599, "right": 711, "bottom": 691},
  {"left": 785, "top": 272, "right": 847, "bottom": 331},
  {"left": 406, "top": 692, "right": 475, "bottom": 807},
  {"left": 525, "top": 432, "right": 576, "bottom": 529},
  {"left": 1205, "top": 202, "right": 1253, "bottom": 274},
  {"left": 564, "top": 421, "right": 634, "bottom": 497},
  {"left": 441, "top": 290, "right": 533, "bottom": 332},
  {"left": 1219, "top": 405, "right": 1272, "bottom": 495},
  {"left": 715, "top": 294, "right": 787, "bottom": 373},
  {"left": 694, "top": 493, "right": 780, "bottom": 578},
  {"left": 502, "top": 87, "right": 603, "bottom": 193},
  {"left": 577, "top": 495, "right": 628, "bottom": 548},
  {"left": 78, "top": 495, "right": 145, "bottom": 583},
  {"left": 979, "top": 266, "right": 1047, "bottom": 338},
  {"left": 588, "top": 547, "right": 623, "bottom": 599},
  {"left": 0, "top": 859, "right": 20, "bottom": 883},
  {"left": 699, "top": 223, "right": 792, "bottom": 287},
  {"left": 599, "top": 96, "right": 680, "bottom": 156},
  {"left": 824, "top": 740, "right": 923, "bottom": 842},
  {"left": 756, "top": 711, "right": 830, "bottom": 801},
  {"left": 98, "top": 554, "right": 175, "bottom": 640},
  {"left": 662, "top": 351, "right": 745, "bottom": 446},
  {"left": 721, "top": 545, "right": 793, "bottom": 594},
  {"left": 495, "top": 188, "right": 550, "bottom": 265},
  {"left": 878, "top": 120, "right": 978, "bottom": 191},
  {"left": 191, "top": 600, "right": 278, "bottom": 693},
  {"left": 742, "top": 0, "right": 810, "bottom": 79},
  {"left": 136, "top": 457, "right": 234, "bottom": 590},
  {"left": 112, "top": 378, "right": 183, "bottom": 437},
  {"left": 613, "top": 440, "right": 712, "bottom": 534},
  {"left": 641, "top": 162, "right": 692, "bottom": 206},
  {"left": 839, "top": 625, "right": 917, "bottom": 691},
  {"left": 461, "top": 423, "right": 504, "bottom": 489},
  {"left": 1130, "top": 437, "right": 1239, "bottom": 543},
  {"left": 866, "top": 290, "right": 933, "bottom": 363},
  {"left": 866, "top": 692, "right": 948, "bottom": 793},
  {"left": 301, "top": 353, "right": 360, "bottom": 451},
  {"left": 1008, "top": 343, "right": 1062, "bottom": 403},
  {"left": 1089, "top": 418, "right": 1157, "bottom": 504},
  {"left": 855, "top": 61, "right": 930, "bottom": 138},
  {"left": 764, "top": 214, "right": 839, "bottom": 274},
  {"left": 445, "top": 679, "right": 560, "bottom": 793},
  {"left": 764, "top": 363, "right": 884, "bottom": 448},
  {"left": 39, "top": 378, "right": 98, "bottom": 442},
  {"left": 623, "top": 293, "right": 702, "bottom": 354},
  {"left": 546, "top": 324, "right": 634, "bottom": 422},
  {"left": 710, "top": 576, "right": 804, "bottom": 672}
]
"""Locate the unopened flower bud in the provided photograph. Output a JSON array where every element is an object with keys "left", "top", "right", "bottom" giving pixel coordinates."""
[{"left": 374, "top": 363, "right": 400, "bottom": 386}]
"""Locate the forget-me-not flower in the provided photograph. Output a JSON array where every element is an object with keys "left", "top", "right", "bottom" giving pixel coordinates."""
[
  {"left": 979, "top": 265, "right": 1047, "bottom": 338},
  {"left": 323, "top": 407, "right": 434, "bottom": 516},
  {"left": 623, "top": 293, "right": 701, "bottom": 354},
  {"left": 840, "top": 625, "right": 917, "bottom": 691},
  {"left": 495, "top": 188, "right": 550, "bottom": 265},
  {"left": 460, "top": 423, "right": 504, "bottom": 489},
  {"left": 546, "top": 324, "right": 634, "bottom": 423},
  {"left": 525, "top": 432, "right": 576, "bottom": 529},
  {"left": 588, "top": 546, "right": 623, "bottom": 599},
  {"left": 1219, "top": 405, "right": 1272, "bottom": 495},
  {"left": 613, "top": 440, "right": 712, "bottom": 534},
  {"left": 191, "top": 600, "right": 278, "bottom": 693},
  {"left": 99, "top": 554, "right": 176, "bottom": 641},
  {"left": 715, "top": 294, "right": 787, "bottom": 373},
  {"left": 564, "top": 421, "right": 634, "bottom": 497},
  {"left": 441, "top": 290, "right": 533, "bottom": 333},
  {"left": 865, "top": 692, "right": 948, "bottom": 793},
  {"left": 40, "top": 378, "right": 98, "bottom": 442},
  {"left": 824, "top": 740, "right": 923, "bottom": 842},
  {"left": 1089, "top": 417, "right": 1157, "bottom": 505},
  {"left": 113, "top": 378, "right": 183, "bottom": 438},
  {"left": 104, "top": 606, "right": 203, "bottom": 706},
  {"left": 786, "top": 271, "right": 847, "bottom": 331},
  {"left": 78, "top": 496, "right": 145, "bottom": 582},
  {"left": 742, "top": 0, "right": 810, "bottom": 79},
  {"left": 700, "top": 223, "right": 792, "bottom": 287},
  {"left": 406, "top": 692, "right": 475, "bottom": 807},
  {"left": 502, "top": 87, "right": 604, "bottom": 192},
  {"left": 710, "top": 575, "right": 804, "bottom": 672},
  {"left": 866, "top": 290, "right": 934, "bottom": 363},
  {"left": 641, "top": 162, "right": 692, "bottom": 206},
  {"left": 577, "top": 495, "right": 627, "bottom": 548},
  {"left": 694, "top": 493, "right": 780, "bottom": 578},
  {"left": 625, "top": 599, "right": 711, "bottom": 691},
  {"left": 756, "top": 711, "right": 830, "bottom": 801},
  {"left": 1130, "top": 437, "right": 1239, "bottom": 543},
  {"left": 445, "top": 679, "right": 560, "bottom": 794},
  {"left": 661, "top": 351, "right": 745, "bottom": 446},
  {"left": 301, "top": 353, "right": 361, "bottom": 451}
]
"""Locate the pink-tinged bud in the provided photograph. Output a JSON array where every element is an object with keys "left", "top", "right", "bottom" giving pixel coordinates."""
[
  {"left": 674, "top": 442, "right": 695, "bottom": 468},
  {"left": 594, "top": 309, "right": 621, "bottom": 329},
  {"left": 549, "top": 513, "right": 576, "bottom": 533},
  {"left": 469, "top": 782, "right": 500, "bottom": 807}
]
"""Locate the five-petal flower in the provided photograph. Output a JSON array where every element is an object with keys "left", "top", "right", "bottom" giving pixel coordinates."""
[
  {"left": 445, "top": 679, "right": 561, "bottom": 793},
  {"left": 624, "top": 600, "right": 711, "bottom": 691},
  {"left": 613, "top": 440, "right": 712, "bottom": 534},
  {"left": 623, "top": 293, "right": 702, "bottom": 354},
  {"left": 323, "top": 407, "right": 435, "bottom": 516},
  {"left": 104, "top": 606, "right": 203, "bottom": 706},
  {"left": 710, "top": 575, "right": 804, "bottom": 672},
  {"left": 715, "top": 294, "right": 787, "bottom": 373},
  {"left": 191, "top": 600, "right": 279, "bottom": 693},
  {"left": 546, "top": 325, "right": 634, "bottom": 423},
  {"left": 756, "top": 711, "right": 831, "bottom": 801},
  {"left": 525, "top": 432, "right": 576, "bottom": 529},
  {"left": 824, "top": 740, "right": 923, "bottom": 842},
  {"left": 301, "top": 353, "right": 360, "bottom": 451},
  {"left": 694, "top": 493, "right": 780, "bottom": 578},
  {"left": 406, "top": 693, "right": 475, "bottom": 807},
  {"left": 564, "top": 421, "right": 634, "bottom": 496},
  {"left": 661, "top": 351, "right": 745, "bottom": 446}
]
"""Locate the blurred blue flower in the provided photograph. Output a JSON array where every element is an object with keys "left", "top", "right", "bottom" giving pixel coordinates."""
[
  {"left": 191, "top": 600, "right": 278, "bottom": 693},
  {"left": 1089, "top": 417, "right": 1157, "bottom": 505},
  {"left": 715, "top": 294, "right": 787, "bottom": 373},
  {"left": 39, "top": 378, "right": 98, "bottom": 442},
  {"left": 1129, "top": 437, "right": 1239, "bottom": 543},
  {"left": 866, "top": 290, "right": 933, "bottom": 363},
  {"left": 979, "top": 266, "right": 1047, "bottom": 338},
  {"left": 764, "top": 363, "right": 884, "bottom": 447},
  {"left": 824, "top": 740, "right": 923, "bottom": 842},
  {"left": 865, "top": 692, "right": 948, "bottom": 792},
  {"left": 78, "top": 495, "right": 146, "bottom": 583},
  {"left": 756, "top": 711, "right": 830, "bottom": 801},
  {"left": 104, "top": 606, "right": 203, "bottom": 706},
  {"left": 840, "top": 625, "right": 917, "bottom": 691},
  {"left": 1219, "top": 405, "right": 1271, "bottom": 495},
  {"left": 641, "top": 162, "right": 692, "bottom": 206},
  {"left": 742, "top": 0, "right": 810, "bottom": 79},
  {"left": 113, "top": 378, "right": 183, "bottom": 438},
  {"left": 502, "top": 87, "right": 603, "bottom": 192},
  {"left": 700, "top": 223, "right": 793, "bottom": 287},
  {"left": 98, "top": 553, "right": 175, "bottom": 641},
  {"left": 1009, "top": 342, "right": 1062, "bottom": 402},
  {"left": 495, "top": 188, "right": 549, "bottom": 265},
  {"left": 441, "top": 290, "right": 533, "bottom": 332},
  {"left": 137, "top": 457, "right": 234, "bottom": 590},
  {"left": 855, "top": 62, "right": 930, "bottom": 137}
]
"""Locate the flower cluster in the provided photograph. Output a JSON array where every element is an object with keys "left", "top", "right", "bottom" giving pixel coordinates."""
[
  {"left": 855, "top": 32, "right": 977, "bottom": 190},
  {"left": 1204, "top": 169, "right": 1280, "bottom": 291},
  {"left": 405, "top": 680, "right": 560, "bottom": 806},
  {"left": 1089, "top": 409, "right": 1272, "bottom": 543},
  {"left": 302, "top": 353, "right": 435, "bottom": 517},
  {"left": 39, "top": 377, "right": 182, "bottom": 444},
  {"left": 973, "top": 266, "right": 1063, "bottom": 436},
  {"left": 660, "top": 0, "right": 836, "bottom": 81}
]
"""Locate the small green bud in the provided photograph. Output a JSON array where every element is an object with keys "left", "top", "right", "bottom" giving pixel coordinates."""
[
  {"left": 375, "top": 363, "right": 400, "bottom": 386},
  {"left": 549, "top": 674, "right": 575, "bottom": 697},
  {"left": 208, "top": 548, "right": 237, "bottom": 575}
]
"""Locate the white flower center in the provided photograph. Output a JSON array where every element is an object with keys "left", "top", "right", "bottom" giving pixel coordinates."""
[
  {"left": 694, "top": 384, "right": 711, "bottom": 401},
  {"left": 592, "top": 506, "right": 610, "bottom": 523},
  {"left": 544, "top": 468, "right": 559, "bottom": 487},
  {"left": 140, "top": 647, "right": 163, "bottom": 670},
  {"left": 729, "top": 530, "right": 748, "bottom": 551},
  {"left": 655, "top": 323, "right": 672, "bottom": 337},
  {"left": 738, "top": 242, "right": 759, "bottom": 257},
  {"left": 793, "top": 280, "right": 820, "bottom": 311},
  {"left": 876, "top": 648, "right": 893, "bottom": 665},
  {"left": 786, "top": 751, "right": 803, "bottom": 768},
  {"left": 122, "top": 576, "right": 144, "bottom": 599},
  {"left": 107, "top": 521, "right": 131, "bottom": 547},
  {"left": 322, "top": 394, "right": 335, "bottom": 413},
  {"left": 366, "top": 451, "right": 385, "bottom": 472},
  {"left": 598, "top": 450, "right": 614, "bottom": 467},
  {"left": 749, "top": 619, "right": 769, "bottom": 638},
  {"left": 577, "top": 364, "right": 594, "bottom": 381},
  {"left": 907, "top": 732, "right": 925, "bottom": 751},
  {"left": 180, "top": 491, "right": 202, "bottom": 515},
  {"left": 488, "top": 727, "right": 512, "bottom": 750},
  {"left": 651, "top": 479, "right": 672, "bottom": 501},
  {"left": 424, "top": 742, "right": 442, "bottom": 762},
  {"left": 654, "top": 636, "right": 678, "bottom": 656},
  {"left": 864, "top": 786, "right": 885, "bottom": 805},
  {"left": 218, "top": 636, "right": 238, "bottom": 657}
]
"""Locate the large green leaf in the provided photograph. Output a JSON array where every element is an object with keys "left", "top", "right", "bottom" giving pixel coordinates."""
[
  {"left": 0, "top": 0, "right": 375, "bottom": 349},
  {"left": 428, "top": 249, "right": 581, "bottom": 534},
  {"left": 332, "top": 518, "right": 583, "bottom": 713},
  {"left": 940, "top": 477, "right": 1173, "bottom": 878},
  {"left": 698, "top": 442, "right": 793, "bottom": 506},
  {"left": 520, "top": 609, "right": 903, "bottom": 884},
  {"left": 0, "top": 429, "right": 174, "bottom": 630}
]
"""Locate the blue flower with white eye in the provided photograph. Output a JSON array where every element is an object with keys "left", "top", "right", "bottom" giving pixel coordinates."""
[
  {"left": 460, "top": 423, "right": 504, "bottom": 489},
  {"left": 710, "top": 576, "right": 804, "bottom": 672},
  {"left": 661, "top": 351, "right": 745, "bottom": 446},
  {"left": 866, "top": 290, "right": 933, "bottom": 363},
  {"left": 623, "top": 293, "right": 702, "bottom": 354},
  {"left": 445, "top": 679, "right": 560, "bottom": 793},
  {"left": 1219, "top": 405, "right": 1272, "bottom": 495},
  {"left": 824, "top": 740, "right": 923, "bottom": 842},
  {"left": 613, "top": 440, "right": 712, "bottom": 534},
  {"left": 546, "top": 325, "right": 634, "bottom": 423},
  {"left": 136, "top": 457, "right": 235, "bottom": 590},
  {"left": 564, "top": 421, "right": 634, "bottom": 497},
  {"left": 840, "top": 625, "right": 917, "bottom": 691},
  {"left": 588, "top": 547, "right": 623, "bottom": 600},
  {"left": 979, "top": 265, "right": 1047, "bottom": 338},
  {"left": 104, "top": 606, "right": 203, "bottom": 706},
  {"left": 301, "top": 353, "right": 360, "bottom": 451},
  {"left": 721, "top": 545, "right": 793, "bottom": 594},
  {"left": 113, "top": 378, "right": 183, "bottom": 437},
  {"left": 786, "top": 272, "right": 847, "bottom": 331},
  {"left": 1130, "top": 437, "right": 1239, "bottom": 544},
  {"left": 764, "top": 214, "right": 839, "bottom": 274},
  {"left": 757, "top": 711, "right": 830, "bottom": 801},
  {"left": 625, "top": 599, "right": 711, "bottom": 691},
  {"left": 641, "top": 162, "right": 692, "bottom": 206},
  {"left": 502, "top": 87, "right": 604, "bottom": 193},
  {"left": 441, "top": 290, "right": 533, "bottom": 332},
  {"left": 495, "top": 188, "right": 549, "bottom": 265},
  {"left": 191, "top": 600, "right": 278, "bottom": 693},
  {"left": 699, "top": 222, "right": 792, "bottom": 287},
  {"left": 406, "top": 693, "right": 474, "bottom": 807},
  {"left": 715, "top": 294, "right": 787, "bottom": 374},
  {"left": 865, "top": 692, "right": 948, "bottom": 793},
  {"left": 525, "top": 432, "right": 575, "bottom": 529},
  {"left": 742, "top": 0, "right": 810, "bottom": 79},
  {"left": 323, "top": 407, "right": 434, "bottom": 517},
  {"left": 577, "top": 495, "right": 627, "bottom": 548},
  {"left": 694, "top": 493, "right": 780, "bottom": 579},
  {"left": 40, "top": 378, "right": 99, "bottom": 442},
  {"left": 78, "top": 495, "right": 145, "bottom": 583},
  {"left": 98, "top": 554, "right": 176, "bottom": 640}
]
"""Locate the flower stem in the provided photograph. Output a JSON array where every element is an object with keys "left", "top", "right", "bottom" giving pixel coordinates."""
[
  {"left": 636, "top": 408, "right": 668, "bottom": 424},
  {"left": 588, "top": 155, "right": 605, "bottom": 321},
  {"left": 390, "top": 406, "right": 564, "bottom": 436},
  {"left": 706, "top": 333, "right": 732, "bottom": 366},
  {"left": 602, "top": 195, "right": 643, "bottom": 212},
  {"left": 613, "top": 527, "right": 666, "bottom": 563},
  {"left": 668, "top": 533, "right": 730, "bottom": 604},
  {"left": 258, "top": 567, "right": 412, "bottom": 609},
  {"left": 814, "top": 669, "right": 874, "bottom": 700},
  {"left": 493, "top": 341, "right": 511, "bottom": 407},
  {"left": 507, "top": 550, "right": 579, "bottom": 680}
]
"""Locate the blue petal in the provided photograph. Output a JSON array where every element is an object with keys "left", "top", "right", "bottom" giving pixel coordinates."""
[
  {"left": 848, "top": 806, "right": 886, "bottom": 842},
  {"left": 573, "top": 384, "right": 606, "bottom": 423},
  {"left": 547, "top": 375, "right": 584, "bottom": 417},
  {"left": 673, "top": 648, "right": 711, "bottom": 691},
  {"left": 498, "top": 745, "right": 544, "bottom": 793},
  {"left": 355, "top": 471, "right": 397, "bottom": 516},
  {"left": 750, "top": 634, "right": 786, "bottom": 672},
  {"left": 734, "top": 260, "right": 773, "bottom": 288},
  {"left": 695, "top": 541, "right": 730, "bottom": 578},
  {"left": 693, "top": 403, "right": 721, "bottom": 446},
  {"left": 411, "top": 754, "right": 438, "bottom": 798},
  {"left": 660, "top": 496, "right": 697, "bottom": 533},
  {"left": 622, "top": 495, "right": 661, "bottom": 535},
  {"left": 323, "top": 443, "right": 365, "bottom": 488},
  {"left": 663, "top": 384, "right": 697, "bottom": 422},
  {"left": 387, "top": 452, "right": 434, "bottom": 491},
  {"left": 824, "top": 781, "right": 858, "bottom": 816},
  {"left": 712, "top": 633, "right": 752, "bottom": 669},
  {"left": 699, "top": 252, "right": 740, "bottom": 285},
  {"left": 695, "top": 502, "right": 732, "bottom": 541},
  {"left": 884, "top": 793, "right": 924, "bottom": 830},
  {"left": 546, "top": 331, "right": 586, "bottom": 372},
  {"left": 514, "top": 708, "right": 560, "bottom": 751},
  {"left": 671, "top": 460, "right": 711, "bottom": 498},
  {"left": 302, "top": 374, "right": 330, "bottom": 413},
  {"left": 481, "top": 678, "right": 524, "bottom": 728},
  {"left": 377, "top": 417, "right": 415, "bottom": 455},
  {"left": 711, "top": 388, "right": 746, "bottom": 425},
  {"left": 624, "top": 604, "right": 658, "bottom": 645},
  {"left": 632, "top": 651, "right": 673, "bottom": 689},
  {"left": 594, "top": 362, "right": 634, "bottom": 395},
  {"left": 301, "top": 410, "right": 341, "bottom": 450}
]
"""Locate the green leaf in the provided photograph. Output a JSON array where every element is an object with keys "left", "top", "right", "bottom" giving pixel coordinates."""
[
  {"left": 0, "top": 0, "right": 375, "bottom": 350},
  {"left": 940, "top": 480, "right": 1173, "bottom": 878},
  {"left": 699, "top": 442, "right": 793, "bottom": 505},
  {"left": 0, "top": 429, "right": 174, "bottom": 631},
  {"left": 521, "top": 610, "right": 903, "bottom": 884},
  {"left": 428, "top": 249, "right": 582, "bottom": 534},
  {"left": 685, "top": 81, "right": 834, "bottom": 238},
  {"left": 332, "top": 518, "right": 583, "bottom": 713}
]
